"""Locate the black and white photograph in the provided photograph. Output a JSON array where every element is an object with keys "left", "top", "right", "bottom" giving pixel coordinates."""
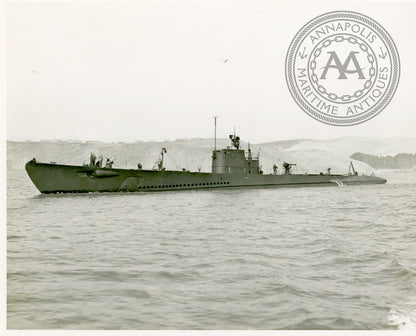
[{"left": 2, "top": 0, "right": 416, "bottom": 333}]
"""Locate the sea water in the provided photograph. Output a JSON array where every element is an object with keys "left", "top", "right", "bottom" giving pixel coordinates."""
[{"left": 7, "top": 170, "right": 416, "bottom": 329}]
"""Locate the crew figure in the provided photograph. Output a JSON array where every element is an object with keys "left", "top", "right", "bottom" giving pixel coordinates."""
[
  {"left": 96, "top": 155, "right": 103, "bottom": 167},
  {"left": 90, "top": 153, "right": 96, "bottom": 167},
  {"left": 105, "top": 158, "right": 113, "bottom": 168},
  {"left": 273, "top": 164, "right": 278, "bottom": 175}
]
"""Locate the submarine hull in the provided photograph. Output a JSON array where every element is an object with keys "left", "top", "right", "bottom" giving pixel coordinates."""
[{"left": 25, "top": 160, "right": 387, "bottom": 194}]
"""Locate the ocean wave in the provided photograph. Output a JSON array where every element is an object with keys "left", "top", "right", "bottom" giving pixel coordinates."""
[
  {"left": 386, "top": 258, "right": 416, "bottom": 280},
  {"left": 283, "top": 316, "right": 365, "bottom": 329},
  {"left": 388, "top": 307, "right": 416, "bottom": 330}
]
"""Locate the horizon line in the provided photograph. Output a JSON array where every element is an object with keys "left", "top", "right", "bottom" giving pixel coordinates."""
[{"left": 6, "top": 135, "right": 416, "bottom": 145}]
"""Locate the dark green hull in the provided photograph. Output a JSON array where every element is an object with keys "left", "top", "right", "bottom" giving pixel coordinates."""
[{"left": 25, "top": 161, "right": 387, "bottom": 194}]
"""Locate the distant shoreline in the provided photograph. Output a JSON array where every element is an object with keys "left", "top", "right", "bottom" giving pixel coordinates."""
[{"left": 376, "top": 169, "right": 416, "bottom": 172}]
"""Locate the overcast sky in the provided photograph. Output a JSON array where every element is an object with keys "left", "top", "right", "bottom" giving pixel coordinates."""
[{"left": 6, "top": 1, "right": 416, "bottom": 143}]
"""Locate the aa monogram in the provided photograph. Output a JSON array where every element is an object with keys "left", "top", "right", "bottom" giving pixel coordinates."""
[{"left": 285, "top": 11, "right": 400, "bottom": 126}]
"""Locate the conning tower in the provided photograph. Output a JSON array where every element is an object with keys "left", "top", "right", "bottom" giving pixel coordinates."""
[{"left": 211, "top": 133, "right": 260, "bottom": 174}]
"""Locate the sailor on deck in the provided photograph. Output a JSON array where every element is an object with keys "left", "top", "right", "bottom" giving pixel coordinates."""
[
  {"left": 90, "top": 153, "right": 96, "bottom": 167},
  {"left": 96, "top": 155, "right": 103, "bottom": 168},
  {"left": 105, "top": 157, "right": 113, "bottom": 168}
]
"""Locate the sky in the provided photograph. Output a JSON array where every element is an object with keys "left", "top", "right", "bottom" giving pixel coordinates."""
[{"left": 5, "top": 0, "right": 416, "bottom": 143}]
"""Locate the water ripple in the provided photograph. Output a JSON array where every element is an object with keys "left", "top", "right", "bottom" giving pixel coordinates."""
[{"left": 7, "top": 170, "right": 416, "bottom": 329}]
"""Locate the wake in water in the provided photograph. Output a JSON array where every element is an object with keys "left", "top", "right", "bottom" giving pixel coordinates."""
[
  {"left": 386, "top": 257, "right": 416, "bottom": 330},
  {"left": 388, "top": 306, "right": 416, "bottom": 330}
]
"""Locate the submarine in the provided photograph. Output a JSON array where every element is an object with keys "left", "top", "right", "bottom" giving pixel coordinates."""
[{"left": 25, "top": 128, "right": 387, "bottom": 194}]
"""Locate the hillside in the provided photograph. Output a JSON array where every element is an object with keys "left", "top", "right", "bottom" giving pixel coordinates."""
[
  {"left": 269, "top": 137, "right": 416, "bottom": 157},
  {"left": 7, "top": 137, "right": 416, "bottom": 175},
  {"left": 351, "top": 153, "right": 416, "bottom": 169}
]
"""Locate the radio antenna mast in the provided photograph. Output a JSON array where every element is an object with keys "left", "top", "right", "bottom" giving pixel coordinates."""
[{"left": 214, "top": 116, "right": 218, "bottom": 150}]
